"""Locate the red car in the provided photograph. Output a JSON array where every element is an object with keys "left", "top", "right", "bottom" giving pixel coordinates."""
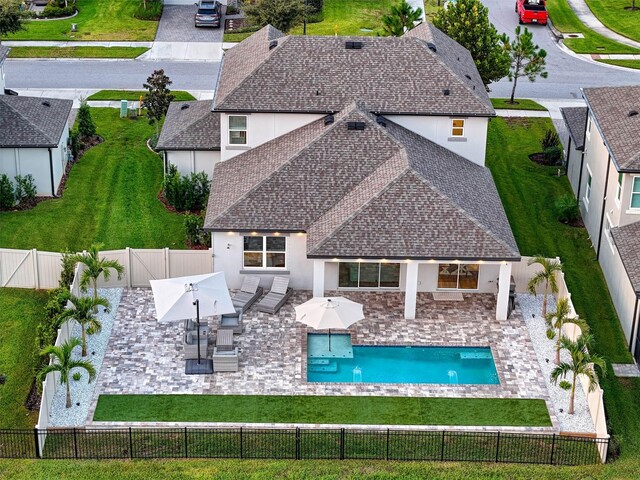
[{"left": 515, "top": 0, "right": 548, "bottom": 25}]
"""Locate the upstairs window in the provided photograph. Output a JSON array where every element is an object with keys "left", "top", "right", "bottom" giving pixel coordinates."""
[
  {"left": 243, "top": 236, "right": 286, "bottom": 268},
  {"left": 451, "top": 119, "right": 465, "bottom": 137},
  {"left": 616, "top": 173, "right": 623, "bottom": 203},
  {"left": 585, "top": 169, "right": 592, "bottom": 209},
  {"left": 229, "top": 115, "right": 247, "bottom": 145},
  {"left": 631, "top": 177, "right": 640, "bottom": 209}
]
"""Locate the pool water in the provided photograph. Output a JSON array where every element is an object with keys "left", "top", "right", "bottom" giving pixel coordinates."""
[{"left": 307, "top": 334, "right": 499, "bottom": 384}]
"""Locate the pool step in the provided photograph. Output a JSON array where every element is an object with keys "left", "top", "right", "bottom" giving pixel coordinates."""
[
  {"left": 309, "top": 362, "right": 338, "bottom": 373},
  {"left": 308, "top": 358, "right": 330, "bottom": 366},
  {"left": 459, "top": 351, "right": 493, "bottom": 360}
]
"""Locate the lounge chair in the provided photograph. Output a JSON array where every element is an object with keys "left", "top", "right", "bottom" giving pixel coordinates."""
[
  {"left": 218, "top": 307, "right": 243, "bottom": 334},
  {"left": 231, "top": 276, "right": 264, "bottom": 312},
  {"left": 212, "top": 347, "right": 239, "bottom": 372},
  {"left": 216, "top": 328, "right": 234, "bottom": 352},
  {"left": 255, "top": 276, "right": 293, "bottom": 314},
  {"left": 184, "top": 329, "right": 208, "bottom": 360}
]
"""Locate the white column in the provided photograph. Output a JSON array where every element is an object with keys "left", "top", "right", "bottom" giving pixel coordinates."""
[
  {"left": 312, "top": 260, "right": 325, "bottom": 298},
  {"left": 404, "top": 261, "right": 419, "bottom": 320},
  {"left": 496, "top": 261, "right": 513, "bottom": 320}
]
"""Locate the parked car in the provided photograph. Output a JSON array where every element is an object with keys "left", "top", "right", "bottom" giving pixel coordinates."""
[
  {"left": 515, "top": 0, "right": 548, "bottom": 25},
  {"left": 195, "top": 0, "right": 221, "bottom": 28}
]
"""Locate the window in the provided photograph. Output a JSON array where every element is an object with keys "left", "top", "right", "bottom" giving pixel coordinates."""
[
  {"left": 604, "top": 215, "right": 613, "bottom": 245},
  {"left": 451, "top": 119, "right": 465, "bottom": 137},
  {"left": 229, "top": 115, "right": 247, "bottom": 145},
  {"left": 584, "top": 169, "right": 592, "bottom": 209},
  {"left": 616, "top": 173, "right": 623, "bottom": 203},
  {"left": 243, "top": 236, "right": 286, "bottom": 268},
  {"left": 437, "top": 264, "right": 479, "bottom": 290},
  {"left": 631, "top": 177, "right": 640, "bottom": 209},
  {"left": 586, "top": 116, "right": 591, "bottom": 140},
  {"left": 338, "top": 262, "right": 400, "bottom": 289}
]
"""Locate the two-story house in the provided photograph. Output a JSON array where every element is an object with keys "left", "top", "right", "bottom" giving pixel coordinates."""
[{"left": 561, "top": 86, "right": 640, "bottom": 361}]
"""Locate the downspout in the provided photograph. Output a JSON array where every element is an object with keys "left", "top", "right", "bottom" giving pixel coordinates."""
[
  {"left": 565, "top": 136, "right": 572, "bottom": 177},
  {"left": 596, "top": 155, "right": 612, "bottom": 260},
  {"left": 630, "top": 296, "right": 639, "bottom": 354},
  {"left": 48, "top": 148, "right": 56, "bottom": 197},
  {"left": 576, "top": 152, "right": 585, "bottom": 201},
  {"left": 577, "top": 109, "right": 590, "bottom": 201}
]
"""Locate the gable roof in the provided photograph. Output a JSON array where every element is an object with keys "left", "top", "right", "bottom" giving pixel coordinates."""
[
  {"left": 157, "top": 100, "right": 220, "bottom": 151},
  {"left": 0, "top": 45, "right": 9, "bottom": 64},
  {"left": 583, "top": 86, "right": 640, "bottom": 172},
  {"left": 205, "top": 103, "right": 518, "bottom": 261},
  {"left": 560, "top": 107, "right": 587, "bottom": 151},
  {"left": 214, "top": 23, "right": 493, "bottom": 117},
  {"left": 0, "top": 96, "right": 72, "bottom": 148},
  {"left": 611, "top": 222, "right": 640, "bottom": 294}
]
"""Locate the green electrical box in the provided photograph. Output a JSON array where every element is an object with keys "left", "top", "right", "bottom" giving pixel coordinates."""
[{"left": 120, "top": 100, "right": 128, "bottom": 118}]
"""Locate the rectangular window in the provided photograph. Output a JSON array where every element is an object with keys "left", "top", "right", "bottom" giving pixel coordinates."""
[
  {"left": 604, "top": 215, "right": 613, "bottom": 245},
  {"left": 586, "top": 116, "right": 591, "bottom": 140},
  {"left": 585, "top": 170, "right": 592, "bottom": 208},
  {"left": 229, "top": 115, "right": 247, "bottom": 145},
  {"left": 437, "top": 264, "right": 479, "bottom": 290},
  {"left": 616, "top": 172, "right": 623, "bottom": 203},
  {"left": 338, "top": 262, "right": 400, "bottom": 289},
  {"left": 243, "top": 235, "right": 286, "bottom": 268},
  {"left": 631, "top": 177, "right": 640, "bottom": 209},
  {"left": 451, "top": 119, "right": 465, "bottom": 137}
]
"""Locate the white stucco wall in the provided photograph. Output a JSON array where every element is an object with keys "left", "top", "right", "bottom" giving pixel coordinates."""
[
  {"left": 166, "top": 150, "right": 221, "bottom": 177},
  {"left": 618, "top": 173, "right": 640, "bottom": 227},
  {"left": 0, "top": 147, "right": 64, "bottom": 196},
  {"left": 565, "top": 142, "right": 583, "bottom": 198},
  {"left": 384, "top": 115, "right": 489, "bottom": 166}
]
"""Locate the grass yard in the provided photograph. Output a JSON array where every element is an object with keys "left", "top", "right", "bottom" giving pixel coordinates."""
[
  {"left": 490, "top": 98, "right": 547, "bottom": 110},
  {"left": 597, "top": 59, "right": 640, "bottom": 69},
  {"left": 87, "top": 90, "right": 196, "bottom": 102},
  {"left": 3, "top": 0, "right": 158, "bottom": 42},
  {"left": 94, "top": 394, "right": 551, "bottom": 426},
  {"left": 0, "top": 108, "right": 186, "bottom": 251},
  {"left": 584, "top": 0, "right": 640, "bottom": 43},
  {"left": 0, "top": 288, "right": 48, "bottom": 429},
  {"left": 546, "top": 0, "right": 640, "bottom": 53},
  {"left": 7, "top": 46, "right": 149, "bottom": 59}
]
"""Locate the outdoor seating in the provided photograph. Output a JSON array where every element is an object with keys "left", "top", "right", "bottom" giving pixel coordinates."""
[
  {"left": 232, "top": 275, "right": 264, "bottom": 312},
  {"left": 255, "top": 276, "right": 293, "bottom": 314},
  {"left": 218, "top": 307, "right": 243, "bottom": 334},
  {"left": 183, "top": 329, "right": 209, "bottom": 360},
  {"left": 216, "top": 328, "right": 234, "bottom": 352},
  {"left": 185, "top": 318, "right": 208, "bottom": 332},
  {"left": 212, "top": 347, "right": 239, "bottom": 372}
]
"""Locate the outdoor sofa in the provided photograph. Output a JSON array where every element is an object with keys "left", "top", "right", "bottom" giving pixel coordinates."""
[
  {"left": 231, "top": 275, "right": 264, "bottom": 312},
  {"left": 255, "top": 276, "right": 293, "bottom": 314},
  {"left": 183, "top": 329, "right": 209, "bottom": 360}
]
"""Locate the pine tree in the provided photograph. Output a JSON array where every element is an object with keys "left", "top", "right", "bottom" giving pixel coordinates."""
[
  {"left": 500, "top": 26, "right": 548, "bottom": 103},
  {"left": 77, "top": 99, "right": 96, "bottom": 141}
]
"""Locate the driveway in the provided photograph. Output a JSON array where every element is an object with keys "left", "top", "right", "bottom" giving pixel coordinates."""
[{"left": 155, "top": 5, "right": 224, "bottom": 42}]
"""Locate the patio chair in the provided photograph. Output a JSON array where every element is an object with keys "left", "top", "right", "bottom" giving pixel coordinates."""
[
  {"left": 184, "top": 329, "right": 209, "bottom": 360},
  {"left": 255, "top": 276, "right": 293, "bottom": 314},
  {"left": 216, "top": 328, "right": 234, "bottom": 352},
  {"left": 218, "top": 307, "right": 243, "bottom": 334},
  {"left": 185, "top": 318, "right": 208, "bottom": 333},
  {"left": 212, "top": 347, "right": 239, "bottom": 372},
  {"left": 231, "top": 275, "right": 264, "bottom": 312}
]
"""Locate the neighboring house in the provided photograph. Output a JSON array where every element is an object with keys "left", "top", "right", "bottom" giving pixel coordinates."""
[
  {"left": 0, "top": 46, "right": 7, "bottom": 94},
  {"left": 560, "top": 86, "right": 640, "bottom": 361},
  {"left": 0, "top": 48, "right": 72, "bottom": 197}
]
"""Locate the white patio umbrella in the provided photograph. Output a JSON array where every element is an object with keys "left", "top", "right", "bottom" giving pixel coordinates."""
[{"left": 295, "top": 297, "right": 364, "bottom": 351}]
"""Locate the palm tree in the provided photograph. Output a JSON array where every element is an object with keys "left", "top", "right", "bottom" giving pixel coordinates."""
[
  {"left": 550, "top": 334, "right": 606, "bottom": 415},
  {"left": 546, "top": 297, "right": 588, "bottom": 365},
  {"left": 72, "top": 244, "right": 124, "bottom": 303},
  {"left": 527, "top": 255, "right": 563, "bottom": 319},
  {"left": 58, "top": 295, "right": 110, "bottom": 357},
  {"left": 382, "top": 0, "right": 423, "bottom": 37},
  {"left": 38, "top": 337, "right": 96, "bottom": 409}
]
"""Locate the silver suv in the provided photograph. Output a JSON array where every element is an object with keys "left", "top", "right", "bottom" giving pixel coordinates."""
[{"left": 195, "top": 0, "right": 221, "bottom": 28}]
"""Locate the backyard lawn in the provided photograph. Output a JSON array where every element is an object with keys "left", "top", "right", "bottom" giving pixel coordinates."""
[
  {"left": 290, "top": 0, "right": 394, "bottom": 36},
  {"left": 3, "top": 0, "right": 158, "bottom": 41},
  {"left": 7, "top": 47, "right": 149, "bottom": 59},
  {"left": 0, "top": 108, "right": 186, "bottom": 251},
  {"left": 87, "top": 90, "right": 196, "bottom": 102},
  {"left": 0, "top": 288, "right": 48, "bottom": 429},
  {"left": 490, "top": 98, "right": 547, "bottom": 111},
  {"left": 584, "top": 0, "right": 640, "bottom": 43}
]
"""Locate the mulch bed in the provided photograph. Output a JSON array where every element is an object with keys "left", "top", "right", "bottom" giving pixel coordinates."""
[
  {"left": 225, "top": 17, "right": 246, "bottom": 31},
  {"left": 24, "top": 379, "right": 41, "bottom": 412},
  {"left": 528, "top": 152, "right": 563, "bottom": 167},
  {"left": 561, "top": 217, "right": 585, "bottom": 228}
]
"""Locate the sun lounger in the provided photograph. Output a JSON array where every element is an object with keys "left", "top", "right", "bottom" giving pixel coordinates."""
[
  {"left": 213, "top": 347, "right": 239, "bottom": 372},
  {"left": 216, "top": 328, "right": 234, "bottom": 352},
  {"left": 232, "top": 275, "right": 264, "bottom": 312},
  {"left": 255, "top": 276, "right": 293, "bottom": 314}
]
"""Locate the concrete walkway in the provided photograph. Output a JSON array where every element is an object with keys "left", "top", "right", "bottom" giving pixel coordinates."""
[{"left": 566, "top": 0, "right": 640, "bottom": 49}]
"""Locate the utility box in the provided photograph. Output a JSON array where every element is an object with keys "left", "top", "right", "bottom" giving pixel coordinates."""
[{"left": 119, "top": 100, "right": 128, "bottom": 118}]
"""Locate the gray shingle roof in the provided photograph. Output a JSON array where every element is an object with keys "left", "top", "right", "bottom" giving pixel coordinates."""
[
  {"left": 157, "top": 100, "right": 220, "bottom": 151},
  {"left": 0, "top": 95, "right": 72, "bottom": 148},
  {"left": 560, "top": 107, "right": 587, "bottom": 151},
  {"left": 205, "top": 103, "right": 518, "bottom": 261},
  {"left": 611, "top": 222, "right": 640, "bottom": 294},
  {"left": 214, "top": 23, "right": 493, "bottom": 116},
  {"left": 583, "top": 86, "right": 640, "bottom": 172},
  {"left": 0, "top": 45, "right": 9, "bottom": 64}
]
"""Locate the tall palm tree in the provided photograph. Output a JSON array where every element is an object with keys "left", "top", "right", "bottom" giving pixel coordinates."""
[
  {"left": 551, "top": 334, "right": 606, "bottom": 415},
  {"left": 546, "top": 297, "right": 588, "bottom": 365},
  {"left": 38, "top": 337, "right": 96, "bottom": 409},
  {"left": 527, "top": 255, "right": 563, "bottom": 319},
  {"left": 72, "top": 244, "right": 124, "bottom": 303},
  {"left": 382, "top": 0, "right": 423, "bottom": 37},
  {"left": 58, "top": 294, "right": 110, "bottom": 357}
]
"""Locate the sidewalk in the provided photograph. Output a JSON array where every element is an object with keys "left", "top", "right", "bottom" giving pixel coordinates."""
[{"left": 565, "top": 0, "right": 640, "bottom": 49}]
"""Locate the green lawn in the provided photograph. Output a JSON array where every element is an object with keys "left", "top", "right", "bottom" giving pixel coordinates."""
[
  {"left": 87, "top": 90, "right": 196, "bottom": 102},
  {"left": 7, "top": 46, "right": 149, "bottom": 59},
  {"left": 584, "top": 0, "right": 640, "bottom": 43},
  {"left": 597, "top": 58, "right": 640, "bottom": 69},
  {"left": 0, "top": 108, "right": 186, "bottom": 251},
  {"left": 3, "top": 0, "right": 158, "bottom": 41},
  {"left": 490, "top": 98, "right": 547, "bottom": 111},
  {"left": 546, "top": 0, "right": 640, "bottom": 53},
  {"left": 94, "top": 394, "right": 551, "bottom": 426},
  {"left": 0, "top": 288, "right": 49, "bottom": 429}
]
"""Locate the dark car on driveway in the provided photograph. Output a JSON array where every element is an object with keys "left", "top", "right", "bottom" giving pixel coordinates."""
[{"left": 195, "top": 0, "right": 221, "bottom": 28}]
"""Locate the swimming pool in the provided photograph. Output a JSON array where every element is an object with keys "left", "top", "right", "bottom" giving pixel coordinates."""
[{"left": 307, "top": 334, "right": 499, "bottom": 384}]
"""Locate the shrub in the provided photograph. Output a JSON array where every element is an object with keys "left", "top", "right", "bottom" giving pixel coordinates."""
[
  {"left": 226, "top": 4, "right": 240, "bottom": 14},
  {"left": 69, "top": 130, "right": 80, "bottom": 160},
  {"left": 162, "top": 165, "right": 210, "bottom": 212},
  {"left": 558, "top": 380, "right": 572, "bottom": 391},
  {"left": 0, "top": 174, "right": 15, "bottom": 209},
  {"left": 541, "top": 129, "right": 560, "bottom": 150},
  {"left": 307, "top": 0, "right": 323, "bottom": 15},
  {"left": 33, "top": 287, "right": 71, "bottom": 385},
  {"left": 543, "top": 145, "right": 562, "bottom": 165},
  {"left": 554, "top": 194, "right": 580, "bottom": 224},
  {"left": 134, "top": 0, "right": 163, "bottom": 21},
  {"left": 185, "top": 214, "right": 211, "bottom": 247},
  {"left": 77, "top": 99, "right": 96, "bottom": 141},
  {"left": 42, "top": 3, "right": 76, "bottom": 18},
  {"left": 59, "top": 250, "right": 78, "bottom": 288},
  {"left": 14, "top": 174, "right": 37, "bottom": 206}
]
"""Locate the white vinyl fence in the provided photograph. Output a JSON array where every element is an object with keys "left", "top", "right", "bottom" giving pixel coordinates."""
[{"left": 0, "top": 248, "right": 64, "bottom": 289}]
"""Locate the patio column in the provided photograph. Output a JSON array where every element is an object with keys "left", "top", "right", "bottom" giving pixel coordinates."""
[
  {"left": 404, "top": 261, "right": 419, "bottom": 320},
  {"left": 496, "top": 262, "right": 512, "bottom": 320},
  {"left": 313, "top": 260, "right": 325, "bottom": 297}
]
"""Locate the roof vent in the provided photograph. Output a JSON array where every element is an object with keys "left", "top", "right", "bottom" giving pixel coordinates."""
[
  {"left": 427, "top": 42, "right": 437, "bottom": 53},
  {"left": 180, "top": 104, "right": 190, "bottom": 110},
  {"left": 376, "top": 116, "right": 386, "bottom": 127},
  {"left": 443, "top": 89, "right": 450, "bottom": 96},
  {"left": 269, "top": 40, "right": 278, "bottom": 50},
  {"left": 465, "top": 74, "right": 472, "bottom": 80},
  {"left": 345, "top": 41, "right": 363, "bottom": 50},
  {"left": 347, "top": 121, "right": 366, "bottom": 131},
  {"left": 629, "top": 110, "right": 639, "bottom": 117},
  {"left": 324, "top": 114, "right": 334, "bottom": 126},
  {"left": 42, "top": 101, "right": 51, "bottom": 107}
]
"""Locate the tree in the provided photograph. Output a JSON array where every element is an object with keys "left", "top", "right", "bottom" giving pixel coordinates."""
[
  {"left": 551, "top": 334, "right": 606, "bottom": 415},
  {"left": 500, "top": 26, "right": 548, "bottom": 103},
  {"left": 0, "top": 0, "right": 24, "bottom": 43},
  {"left": 58, "top": 294, "right": 110, "bottom": 357},
  {"left": 382, "top": 0, "right": 422, "bottom": 37},
  {"left": 76, "top": 98, "right": 96, "bottom": 142},
  {"left": 142, "top": 69, "right": 175, "bottom": 136},
  {"left": 38, "top": 337, "right": 96, "bottom": 408},
  {"left": 71, "top": 244, "right": 125, "bottom": 304},
  {"left": 433, "top": 0, "right": 510, "bottom": 87},
  {"left": 545, "top": 297, "right": 588, "bottom": 365},
  {"left": 244, "top": 0, "right": 308, "bottom": 33},
  {"left": 527, "top": 255, "right": 562, "bottom": 319}
]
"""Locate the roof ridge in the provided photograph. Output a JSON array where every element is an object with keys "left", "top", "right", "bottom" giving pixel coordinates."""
[{"left": 1, "top": 97, "right": 57, "bottom": 145}]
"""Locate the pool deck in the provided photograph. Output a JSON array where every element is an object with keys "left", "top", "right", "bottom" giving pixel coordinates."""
[{"left": 89, "top": 289, "right": 555, "bottom": 428}]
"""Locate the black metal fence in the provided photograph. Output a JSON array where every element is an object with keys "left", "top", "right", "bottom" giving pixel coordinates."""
[{"left": 0, "top": 428, "right": 607, "bottom": 465}]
